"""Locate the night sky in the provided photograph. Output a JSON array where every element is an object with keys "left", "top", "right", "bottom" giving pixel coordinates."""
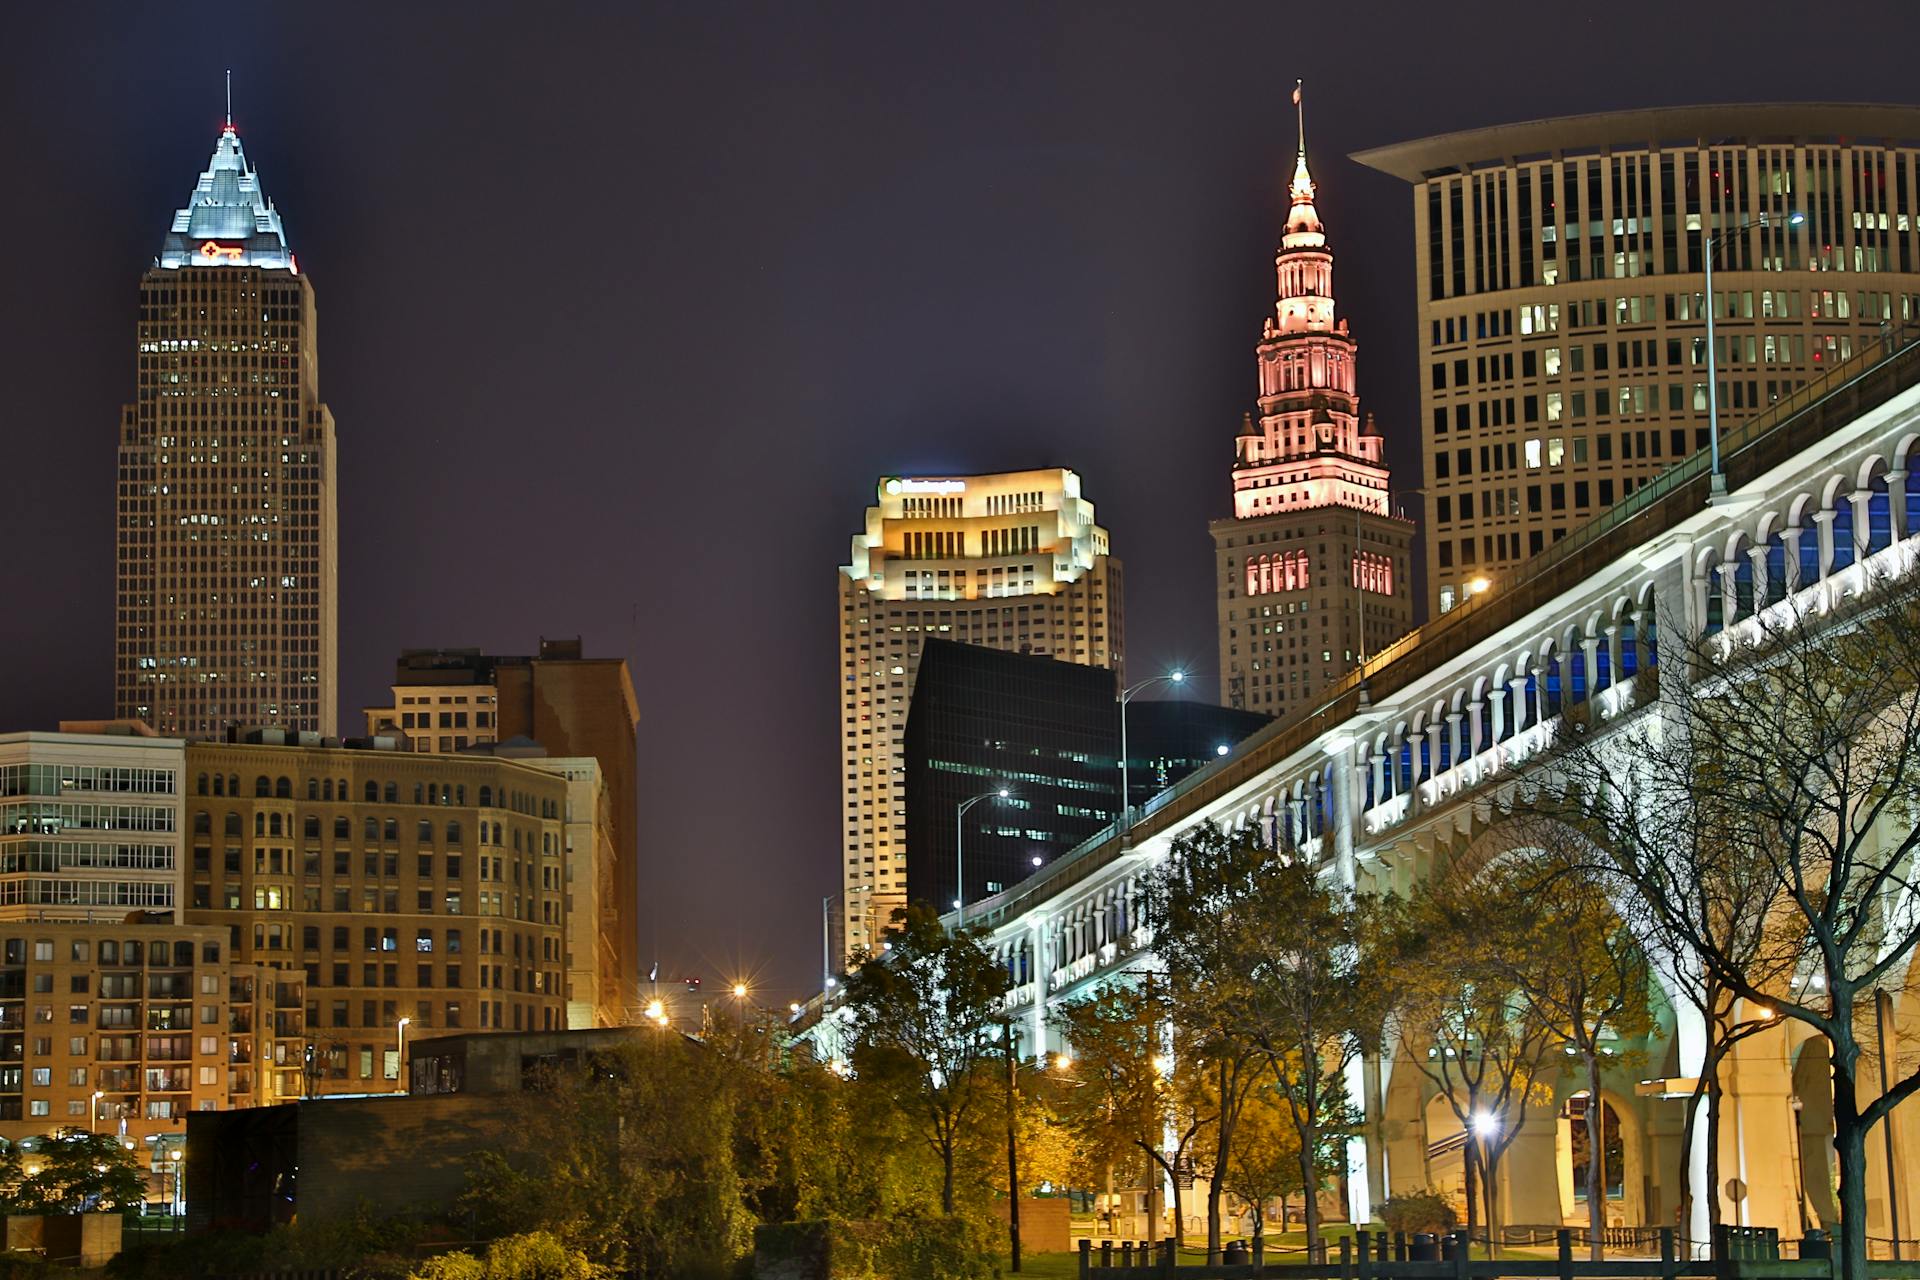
[{"left": 5, "top": 3, "right": 1919, "bottom": 1001}]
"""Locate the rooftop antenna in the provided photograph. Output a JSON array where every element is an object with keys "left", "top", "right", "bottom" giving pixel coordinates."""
[{"left": 225, "top": 70, "right": 233, "bottom": 130}]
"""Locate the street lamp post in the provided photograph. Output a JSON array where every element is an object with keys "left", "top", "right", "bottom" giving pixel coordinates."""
[
  {"left": 166, "top": 1148, "right": 182, "bottom": 1216},
  {"left": 1703, "top": 211, "right": 1803, "bottom": 500},
  {"left": 395, "top": 1016, "right": 410, "bottom": 1090},
  {"left": 1118, "top": 671, "right": 1185, "bottom": 828},
  {"left": 955, "top": 789, "right": 1009, "bottom": 929},
  {"left": 90, "top": 1090, "right": 103, "bottom": 1132}
]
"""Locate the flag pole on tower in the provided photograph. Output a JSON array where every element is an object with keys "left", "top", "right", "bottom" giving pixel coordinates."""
[{"left": 1293, "top": 79, "right": 1305, "bottom": 158}]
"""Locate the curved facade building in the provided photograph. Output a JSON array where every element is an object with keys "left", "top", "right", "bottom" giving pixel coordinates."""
[{"left": 1354, "top": 103, "right": 1920, "bottom": 616}]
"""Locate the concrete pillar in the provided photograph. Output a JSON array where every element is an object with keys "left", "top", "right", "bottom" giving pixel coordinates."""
[
  {"left": 1814, "top": 509, "right": 1837, "bottom": 580},
  {"left": 1723, "top": 1013, "right": 1796, "bottom": 1232},
  {"left": 1346, "top": 1052, "right": 1373, "bottom": 1224},
  {"left": 1332, "top": 751, "right": 1357, "bottom": 885},
  {"left": 1488, "top": 687, "right": 1508, "bottom": 744},
  {"left": 1714, "top": 562, "right": 1739, "bottom": 625},
  {"left": 1466, "top": 701, "right": 1486, "bottom": 759},
  {"left": 1783, "top": 527, "right": 1807, "bottom": 591},
  {"left": 1445, "top": 713, "right": 1464, "bottom": 773},
  {"left": 1580, "top": 637, "right": 1601, "bottom": 699},
  {"left": 1888, "top": 469, "right": 1909, "bottom": 541},
  {"left": 1500, "top": 1094, "right": 1566, "bottom": 1226}
]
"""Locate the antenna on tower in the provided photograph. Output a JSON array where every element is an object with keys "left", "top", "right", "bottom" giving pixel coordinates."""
[{"left": 225, "top": 70, "right": 233, "bottom": 129}]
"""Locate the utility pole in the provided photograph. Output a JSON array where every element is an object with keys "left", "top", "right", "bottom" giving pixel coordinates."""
[{"left": 1005, "top": 1014, "right": 1022, "bottom": 1271}]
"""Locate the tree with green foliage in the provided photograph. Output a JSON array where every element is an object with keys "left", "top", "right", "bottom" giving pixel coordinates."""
[
  {"left": 1390, "top": 875, "right": 1559, "bottom": 1248},
  {"left": 1047, "top": 986, "right": 1158, "bottom": 1236},
  {"left": 3, "top": 1129, "right": 147, "bottom": 1214},
  {"left": 1475, "top": 842, "right": 1651, "bottom": 1261},
  {"left": 458, "top": 1034, "right": 751, "bottom": 1277},
  {"left": 1216, "top": 1079, "right": 1306, "bottom": 1240},
  {"left": 1143, "top": 823, "right": 1389, "bottom": 1259},
  {"left": 1048, "top": 984, "right": 1216, "bottom": 1250},
  {"left": 840, "top": 903, "right": 1011, "bottom": 1216}
]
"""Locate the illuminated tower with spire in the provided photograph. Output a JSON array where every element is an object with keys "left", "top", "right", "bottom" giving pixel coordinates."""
[
  {"left": 115, "top": 96, "right": 338, "bottom": 736},
  {"left": 1209, "top": 84, "right": 1413, "bottom": 716}
]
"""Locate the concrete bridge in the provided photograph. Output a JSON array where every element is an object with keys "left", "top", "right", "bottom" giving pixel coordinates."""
[{"left": 947, "top": 330, "right": 1920, "bottom": 1249}]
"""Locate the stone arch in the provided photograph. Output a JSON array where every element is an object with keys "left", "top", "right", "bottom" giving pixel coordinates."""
[
  {"left": 1537, "top": 636, "right": 1565, "bottom": 718},
  {"left": 1556, "top": 1085, "right": 1649, "bottom": 1229},
  {"left": 1859, "top": 455, "right": 1894, "bottom": 557},
  {"left": 1726, "top": 530, "right": 1758, "bottom": 621},
  {"left": 1791, "top": 1038, "right": 1841, "bottom": 1229}
]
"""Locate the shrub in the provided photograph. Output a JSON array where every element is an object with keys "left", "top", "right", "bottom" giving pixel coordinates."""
[
  {"left": 410, "top": 1232, "right": 607, "bottom": 1280},
  {"left": 1378, "top": 1189, "right": 1458, "bottom": 1237},
  {"left": 752, "top": 1216, "right": 991, "bottom": 1280}
]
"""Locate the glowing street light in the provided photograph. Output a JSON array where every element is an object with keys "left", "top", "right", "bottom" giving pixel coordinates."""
[
  {"left": 955, "top": 788, "right": 1011, "bottom": 928},
  {"left": 90, "top": 1090, "right": 104, "bottom": 1131},
  {"left": 1119, "top": 670, "right": 1186, "bottom": 827},
  {"left": 396, "top": 1016, "right": 411, "bottom": 1088},
  {"left": 1704, "top": 210, "right": 1805, "bottom": 500}
]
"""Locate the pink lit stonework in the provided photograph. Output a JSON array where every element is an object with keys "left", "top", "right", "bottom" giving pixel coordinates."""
[{"left": 1210, "top": 85, "right": 1415, "bottom": 717}]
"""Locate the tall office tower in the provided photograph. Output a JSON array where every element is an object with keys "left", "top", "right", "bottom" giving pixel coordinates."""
[
  {"left": 364, "top": 640, "right": 639, "bottom": 1019},
  {"left": 1352, "top": 104, "right": 1920, "bottom": 616},
  {"left": 837, "top": 469, "right": 1122, "bottom": 962},
  {"left": 1211, "top": 91, "right": 1414, "bottom": 717},
  {"left": 0, "top": 728, "right": 184, "bottom": 920},
  {"left": 116, "top": 113, "right": 338, "bottom": 736}
]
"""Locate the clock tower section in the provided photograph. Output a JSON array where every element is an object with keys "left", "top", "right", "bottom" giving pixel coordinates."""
[{"left": 1210, "top": 85, "right": 1413, "bottom": 716}]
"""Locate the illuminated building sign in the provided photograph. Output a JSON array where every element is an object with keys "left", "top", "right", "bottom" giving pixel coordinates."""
[
  {"left": 884, "top": 478, "right": 968, "bottom": 496},
  {"left": 198, "top": 241, "right": 246, "bottom": 262}
]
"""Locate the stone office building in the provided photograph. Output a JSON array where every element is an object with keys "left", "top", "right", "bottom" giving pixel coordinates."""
[{"left": 182, "top": 732, "right": 570, "bottom": 1093}]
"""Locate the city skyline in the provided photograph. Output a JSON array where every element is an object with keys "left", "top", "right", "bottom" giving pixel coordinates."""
[{"left": 7, "top": 4, "right": 1920, "bottom": 993}]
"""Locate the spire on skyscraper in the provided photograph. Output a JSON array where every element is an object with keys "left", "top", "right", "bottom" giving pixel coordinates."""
[
  {"left": 1284, "top": 80, "right": 1324, "bottom": 246},
  {"left": 157, "top": 89, "right": 293, "bottom": 272}
]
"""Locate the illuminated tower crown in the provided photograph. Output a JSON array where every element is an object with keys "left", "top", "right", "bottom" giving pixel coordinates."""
[{"left": 1232, "top": 81, "right": 1390, "bottom": 520}]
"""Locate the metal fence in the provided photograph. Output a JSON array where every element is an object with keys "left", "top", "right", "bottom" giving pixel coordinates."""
[{"left": 1079, "top": 1226, "right": 1920, "bottom": 1280}]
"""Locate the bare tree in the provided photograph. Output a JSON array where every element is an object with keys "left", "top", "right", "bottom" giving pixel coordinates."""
[{"left": 1550, "top": 592, "right": 1920, "bottom": 1279}]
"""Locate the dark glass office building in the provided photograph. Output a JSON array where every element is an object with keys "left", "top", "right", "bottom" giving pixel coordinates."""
[{"left": 904, "top": 640, "right": 1269, "bottom": 913}]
